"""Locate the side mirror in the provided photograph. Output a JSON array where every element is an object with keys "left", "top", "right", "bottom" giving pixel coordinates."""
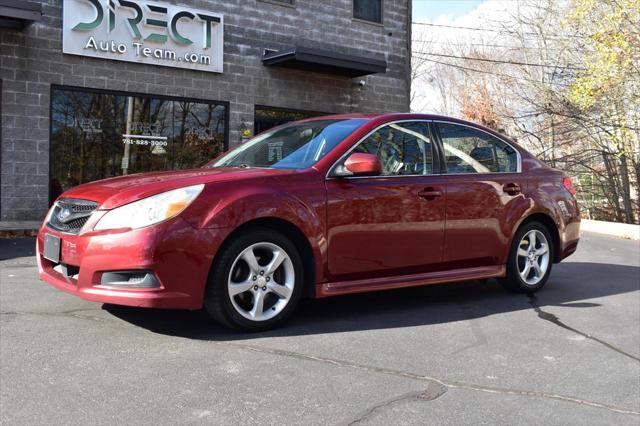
[{"left": 343, "top": 153, "right": 382, "bottom": 176}]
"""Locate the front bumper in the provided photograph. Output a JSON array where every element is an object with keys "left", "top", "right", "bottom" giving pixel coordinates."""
[{"left": 37, "top": 217, "right": 230, "bottom": 310}]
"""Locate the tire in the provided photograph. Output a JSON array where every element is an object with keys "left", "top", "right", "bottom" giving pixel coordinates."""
[
  {"left": 204, "top": 227, "right": 304, "bottom": 331},
  {"left": 499, "top": 221, "right": 554, "bottom": 293}
]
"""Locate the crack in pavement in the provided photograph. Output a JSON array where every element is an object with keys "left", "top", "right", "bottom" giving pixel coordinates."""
[
  {"left": 345, "top": 381, "right": 448, "bottom": 425},
  {"left": 527, "top": 294, "right": 640, "bottom": 362},
  {"left": 1, "top": 309, "right": 106, "bottom": 322},
  {"left": 4, "top": 307, "right": 640, "bottom": 417},
  {"left": 226, "top": 341, "right": 640, "bottom": 416}
]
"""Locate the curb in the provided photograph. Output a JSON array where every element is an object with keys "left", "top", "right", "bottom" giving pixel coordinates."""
[
  {"left": 581, "top": 219, "right": 640, "bottom": 240},
  {"left": 0, "top": 222, "right": 40, "bottom": 238}
]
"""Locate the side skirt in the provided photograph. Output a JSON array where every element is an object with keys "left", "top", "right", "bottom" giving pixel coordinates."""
[{"left": 316, "top": 265, "right": 506, "bottom": 298}]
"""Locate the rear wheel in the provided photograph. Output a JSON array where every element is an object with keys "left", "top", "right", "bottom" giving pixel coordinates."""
[
  {"left": 204, "top": 228, "right": 304, "bottom": 331},
  {"left": 500, "top": 221, "right": 554, "bottom": 293}
]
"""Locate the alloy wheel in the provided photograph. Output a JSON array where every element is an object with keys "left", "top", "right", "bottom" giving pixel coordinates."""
[
  {"left": 227, "top": 242, "right": 295, "bottom": 321},
  {"left": 516, "top": 229, "right": 550, "bottom": 285}
]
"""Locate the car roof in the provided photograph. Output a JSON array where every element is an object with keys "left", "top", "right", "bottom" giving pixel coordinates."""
[
  {"left": 301, "top": 113, "right": 517, "bottom": 145},
  {"left": 299, "top": 113, "right": 379, "bottom": 121},
  {"left": 302, "top": 112, "right": 487, "bottom": 127}
]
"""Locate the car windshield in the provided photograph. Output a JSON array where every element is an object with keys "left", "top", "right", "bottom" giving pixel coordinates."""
[{"left": 210, "top": 119, "right": 367, "bottom": 169}]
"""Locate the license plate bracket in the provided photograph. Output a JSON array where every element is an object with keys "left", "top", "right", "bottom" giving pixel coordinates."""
[{"left": 43, "top": 234, "right": 61, "bottom": 263}]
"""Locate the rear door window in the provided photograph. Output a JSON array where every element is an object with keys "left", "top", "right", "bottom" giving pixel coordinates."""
[{"left": 436, "top": 123, "right": 518, "bottom": 173}]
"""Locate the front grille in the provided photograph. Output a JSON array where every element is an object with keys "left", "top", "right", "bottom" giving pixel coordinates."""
[{"left": 48, "top": 198, "right": 98, "bottom": 234}]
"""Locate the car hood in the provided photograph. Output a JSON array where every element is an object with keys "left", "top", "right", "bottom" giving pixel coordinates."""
[{"left": 58, "top": 168, "right": 297, "bottom": 210}]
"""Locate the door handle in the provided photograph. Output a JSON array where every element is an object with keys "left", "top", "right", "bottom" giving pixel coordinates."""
[
  {"left": 503, "top": 182, "right": 521, "bottom": 195},
  {"left": 418, "top": 187, "right": 443, "bottom": 200}
]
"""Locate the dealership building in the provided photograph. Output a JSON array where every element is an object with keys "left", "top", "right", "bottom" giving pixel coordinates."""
[{"left": 0, "top": 0, "right": 411, "bottom": 222}]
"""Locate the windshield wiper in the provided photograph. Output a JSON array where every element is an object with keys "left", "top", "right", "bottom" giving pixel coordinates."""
[{"left": 226, "top": 163, "right": 269, "bottom": 169}]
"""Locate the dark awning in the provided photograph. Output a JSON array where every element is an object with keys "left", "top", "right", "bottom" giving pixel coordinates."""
[
  {"left": 0, "top": 0, "right": 42, "bottom": 29},
  {"left": 262, "top": 46, "right": 387, "bottom": 78}
]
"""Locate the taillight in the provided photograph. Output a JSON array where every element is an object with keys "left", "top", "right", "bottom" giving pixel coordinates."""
[{"left": 563, "top": 177, "right": 576, "bottom": 196}]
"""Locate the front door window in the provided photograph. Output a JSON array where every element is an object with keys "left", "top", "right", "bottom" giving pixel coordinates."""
[{"left": 352, "top": 122, "right": 434, "bottom": 176}]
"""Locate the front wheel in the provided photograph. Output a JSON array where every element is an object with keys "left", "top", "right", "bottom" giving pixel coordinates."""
[
  {"left": 204, "top": 228, "right": 304, "bottom": 331},
  {"left": 500, "top": 221, "right": 554, "bottom": 293}
]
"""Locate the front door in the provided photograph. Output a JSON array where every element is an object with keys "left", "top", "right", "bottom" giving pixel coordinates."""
[{"left": 325, "top": 121, "right": 446, "bottom": 282}]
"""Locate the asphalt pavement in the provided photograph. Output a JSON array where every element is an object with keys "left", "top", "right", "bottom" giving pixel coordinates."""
[{"left": 1, "top": 232, "right": 639, "bottom": 425}]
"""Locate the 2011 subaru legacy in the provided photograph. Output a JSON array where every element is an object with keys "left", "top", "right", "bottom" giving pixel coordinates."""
[{"left": 37, "top": 114, "right": 581, "bottom": 331}]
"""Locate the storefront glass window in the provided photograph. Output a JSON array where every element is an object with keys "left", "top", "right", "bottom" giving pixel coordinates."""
[
  {"left": 254, "top": 106, "right": 326, "bottom": 135},
  {"left": 50, "top": 87, "right": 227, "bottom": 202}
]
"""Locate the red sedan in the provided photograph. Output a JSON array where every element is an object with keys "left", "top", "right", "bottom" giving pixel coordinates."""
[{"left": 37, "top": 114, "right": 581, "bottom": 331}]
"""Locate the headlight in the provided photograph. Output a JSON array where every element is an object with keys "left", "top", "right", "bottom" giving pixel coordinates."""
[{"left": 94, "top": 184, "right": 204, "bottom": 231}]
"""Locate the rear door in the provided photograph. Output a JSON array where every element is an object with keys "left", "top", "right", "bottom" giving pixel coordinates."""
[
  {"left": 434, "top": 121, "right": 527, "bottom": 268},
  {"left": 325, "top": 121, "right": 446, "bottom": 282}
]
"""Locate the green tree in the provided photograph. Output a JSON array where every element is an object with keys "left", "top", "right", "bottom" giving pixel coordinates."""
[{"left": 566, "top": 0, "right": 640, "bottom": 222}]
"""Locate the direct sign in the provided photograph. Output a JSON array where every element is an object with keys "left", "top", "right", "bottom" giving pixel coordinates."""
[{"left": 63, "top": 0, "right": 224, "bottom": 73}]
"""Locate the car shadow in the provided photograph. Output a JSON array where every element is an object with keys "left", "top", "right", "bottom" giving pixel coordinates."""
[{"left": 103, "top": 261, "right": 640, "bottom": 340}]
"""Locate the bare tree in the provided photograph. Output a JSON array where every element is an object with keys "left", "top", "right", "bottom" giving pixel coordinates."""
[{"left": 411, "top": 0, "right": 639, "bottom": 223}]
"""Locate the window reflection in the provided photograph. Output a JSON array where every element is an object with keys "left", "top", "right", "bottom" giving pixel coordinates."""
[
  {"left": 437, "top": 123, "right": 518, "bottom": 174},
  {"left": 50, "top": 88, "right": 226, "bottom": 203},
  {"left": 354, "top": 0, "right": 382, "bottom": 23},
  {"left": 353, "top": 122, "right": 434, "bottom": 176},
  {"left": 254, "top": 106, "right": 324, "bottom": 135}
]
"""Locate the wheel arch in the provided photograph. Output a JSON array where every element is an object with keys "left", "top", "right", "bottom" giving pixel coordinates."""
[
  {"left": 512, "top": 212, "right": 562, "bottom": 263},
  {"left": 207, "top": 217, "right": 318, "bottom": 299}
]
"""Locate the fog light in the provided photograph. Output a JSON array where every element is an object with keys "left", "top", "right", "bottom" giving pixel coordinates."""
[{"left": 100, "top": 271, "right": 160, "bottom": 288}]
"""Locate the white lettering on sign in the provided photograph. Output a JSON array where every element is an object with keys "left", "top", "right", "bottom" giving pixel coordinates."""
[{"left": 122, "top": 134, "right": 168, "bottom": 146}]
